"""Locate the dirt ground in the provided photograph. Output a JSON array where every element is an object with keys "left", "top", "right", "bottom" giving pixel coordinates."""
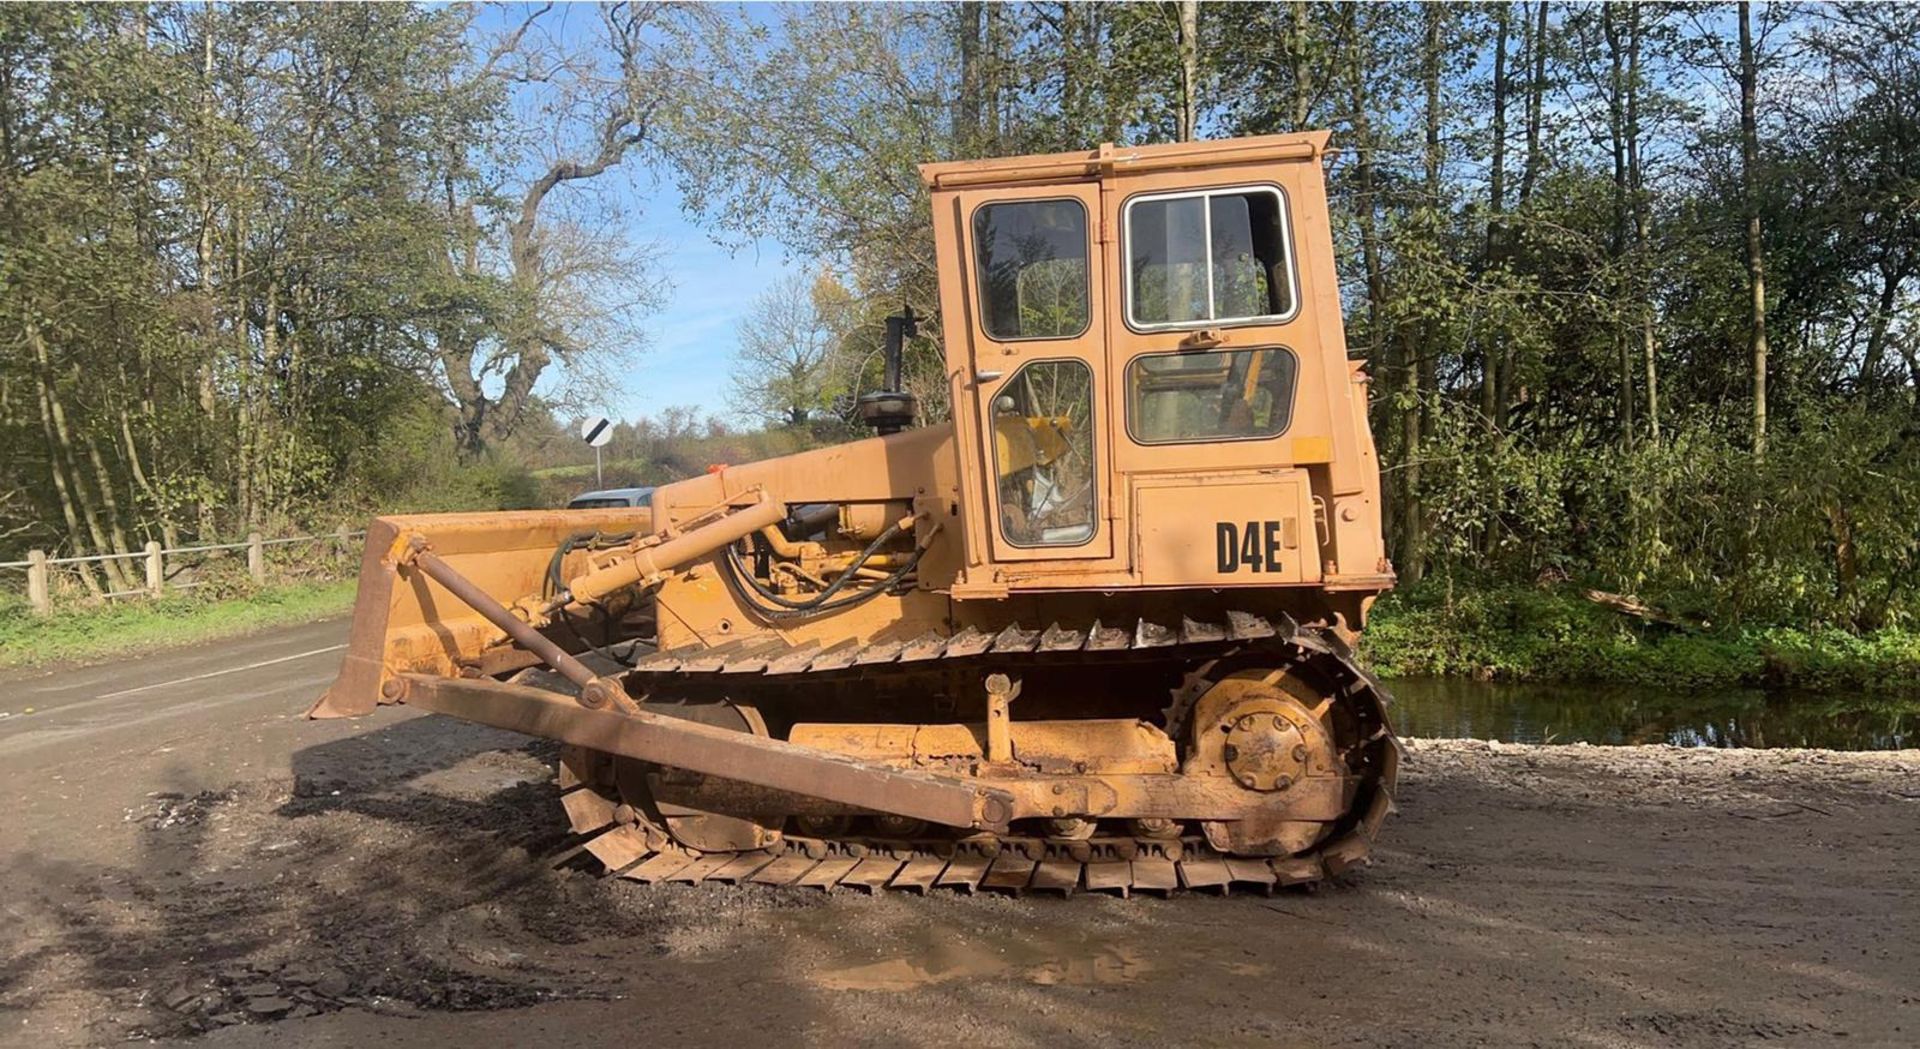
[{"left": 1, "top": 630, "right": 1917, "bottom": 1048}]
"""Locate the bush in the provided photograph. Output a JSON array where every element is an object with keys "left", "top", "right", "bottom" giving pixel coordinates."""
[
  {"left": 1361, "top": 581, "right": 1920, "bottom": 692},
  {"left": 1409, "top": 400, "right": 1920, "bottom": 632}
]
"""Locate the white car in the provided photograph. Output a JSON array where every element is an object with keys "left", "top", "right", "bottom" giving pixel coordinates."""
[{"left": 566, "top": 486, "right": 654, "bottom": 510}]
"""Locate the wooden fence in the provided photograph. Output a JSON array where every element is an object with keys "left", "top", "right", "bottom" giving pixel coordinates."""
[{"left": 0, "top": 530, "right": 364, "bottom": 616}]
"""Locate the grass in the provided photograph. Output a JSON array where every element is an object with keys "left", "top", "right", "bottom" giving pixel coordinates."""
[
  {"left": 1360, "top": 581, "right": 1920, "bottom": 693},
  {"left": 0, "top": 578, "right": 358, "bottom": 671},
  {"left": 530, "top": 457, "right": 646, "bottom": 480}
]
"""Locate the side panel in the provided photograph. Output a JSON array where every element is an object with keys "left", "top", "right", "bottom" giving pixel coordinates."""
[{"left": 1133, "top": 472, "right": 1319, "bottom": 586}]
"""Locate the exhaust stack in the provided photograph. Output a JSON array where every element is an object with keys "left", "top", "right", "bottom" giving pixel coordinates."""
[{"left": 856, "top": 306, "right": 918, "bottom": 435}]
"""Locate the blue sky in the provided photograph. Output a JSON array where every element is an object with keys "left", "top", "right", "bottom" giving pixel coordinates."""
[
  {"left": 600, "top": 173, "right": 801, "bottom": 424},
  {"left": 479, "top": 2, "right": 800, "bottom": 429}
]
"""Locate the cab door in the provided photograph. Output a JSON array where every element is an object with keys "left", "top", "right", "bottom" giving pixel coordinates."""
[
  {"left": 1100, "top": 164, "right": 1330, "bottom": 585},
  {"left": 954, "top": 183, "right": 1115, "bottom": 563}
]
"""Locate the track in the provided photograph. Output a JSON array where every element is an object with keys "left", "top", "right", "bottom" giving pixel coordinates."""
[{"left": 554, "top": 613, "right": 1398, "bottom": 895}]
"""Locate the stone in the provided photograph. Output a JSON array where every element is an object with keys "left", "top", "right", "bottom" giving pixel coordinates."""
[{"left": 160, "top": 983, "right": 203, "bottom": 1011}]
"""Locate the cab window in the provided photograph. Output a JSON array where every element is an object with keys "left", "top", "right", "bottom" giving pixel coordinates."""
[
  {"left": 991, "top": 359, "right": 1097, "bottom": 546},
  {"left": 1126, "top": 187, "right": 1296, "bottom": 329},
  {"left": 973, "top": 199, "right": 1090, "bottom": 341},
  {"left": 1127, "top": 348, "right": 1298, "bottom": 444}
]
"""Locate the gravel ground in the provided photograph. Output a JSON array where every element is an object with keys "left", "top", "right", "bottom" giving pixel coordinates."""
[{"left": 2, "top": 672, "right": 1916, "bottom": 1048}]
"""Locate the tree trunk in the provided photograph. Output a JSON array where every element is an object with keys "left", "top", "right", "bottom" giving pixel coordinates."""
[
  {"left": 983, "top": 1, "right": 1009, "bottom": 145},
  {"left": 1861, "top": 254, "right": 1910, "bottom": 385},
  {"left": 1517, "top": 0, "right": 1548, "bottom": 211},
  {"left": 1403, "top": 2, "right": 1448, "bottom": 586},
  {"left": 1177, "top": 0, "right": 1200, "bottom": 142},
  {"left": 1342, "top": 4, "right": 1389, "bottom": 378},
  {"left": 33, "top": 371, "right": 106, "bottom": 597},
  {"left": 1059, "top": 2, "right": 1080, "bottom": 130},
  {"left": 1483, "top": 2, "right": 1511, "bottom": 424},
  {"left": 955, "top": 2, "right": 983, "bottom": 149},
  {"left": 1626, "top": 6, "right": 1657, "bottom": 444},
  {"left": 1739, "top": 1, "right": 1768, "bottom": 456},
  {"left": 195, "top": 3, "right": 220, "bottom": 540},
  {"left": 119, "top": 407, "right": 176, "bottom": 549},
  {"left": 1502, "top": 0, "right": 1550, "bottom": 430},
  {"left": 1603, "top": 3, "right": 1633, "bottom": 448},
  {"left": 30, "top": 323, "right": 128, "bottom": 592},
  {"left": 1290, "top": 2, "right": 1312, "bottom": 129}
]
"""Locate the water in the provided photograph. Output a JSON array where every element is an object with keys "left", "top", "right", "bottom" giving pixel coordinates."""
[{"left": 1386, "top": 676, "right": 1918, "bottom": 751}]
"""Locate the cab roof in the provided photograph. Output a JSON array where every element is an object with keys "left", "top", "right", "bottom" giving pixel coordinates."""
[{"left": 917, "top": 130, "right": 1331, "bottom": 192}]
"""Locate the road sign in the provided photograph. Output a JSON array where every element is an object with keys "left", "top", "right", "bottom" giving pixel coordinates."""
[{"left": 580, "top": 416, "right": 615, "bottom": 488}]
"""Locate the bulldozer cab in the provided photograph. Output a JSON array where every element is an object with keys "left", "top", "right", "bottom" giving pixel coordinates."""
[{"left": 922, "top": 132, "right": 1386, "bottom": 597}]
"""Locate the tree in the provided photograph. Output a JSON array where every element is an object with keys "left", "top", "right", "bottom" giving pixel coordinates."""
[
  {"left": 431, "top": 3, "right": 694, "bottom": 458},
  {"left": 729, "top": 272, "right": 853, "bottom": 427},
  {"left": 1176, "top": 0, "right": 1200, "bottom": 141}
]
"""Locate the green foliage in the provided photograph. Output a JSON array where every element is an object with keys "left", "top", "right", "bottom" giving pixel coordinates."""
[
  {"left": 1363, "top": 582, "right": 1920, "bottom": 692},
  {"left": 343, "top": 398, "right": 540, "bottom": 514},
  {"left": 1412, "top": 402, "right": 1920, "bottom": 629},
  {"left": 7, "top": 1, "right": 1919, "bottom": 674}
]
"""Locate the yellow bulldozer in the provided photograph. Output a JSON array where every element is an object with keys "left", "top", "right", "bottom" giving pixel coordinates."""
[{"left": 312, "top": 131, "right": 1399, "bottom": 896}]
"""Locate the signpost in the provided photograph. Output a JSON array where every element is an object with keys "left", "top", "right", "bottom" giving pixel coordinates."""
[{"left": 581, "top": 415, "right": 613, "bottom": 487}]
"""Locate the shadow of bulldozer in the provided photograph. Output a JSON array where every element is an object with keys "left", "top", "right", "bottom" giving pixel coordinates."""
[{"left": 0, "top": 712, "right": 700, "bottom": 1040}]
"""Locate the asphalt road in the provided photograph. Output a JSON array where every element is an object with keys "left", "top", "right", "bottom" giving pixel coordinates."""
[
  {"left": 1, "top": 616, "right": 350, "bottom": 744},
  {"left": 0, "top": 618, "right": 355, "bottom": 834},
  {"left": 2, "top": 621, "right": 1916, "bottom": 1048}
]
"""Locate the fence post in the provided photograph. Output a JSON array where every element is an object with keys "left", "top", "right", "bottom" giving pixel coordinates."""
[
  {"left": 335, "top": 525, "right": 351, "bottom": 558},
  {"left": 27, "top": 549, "right": 50, "bottom": 616},
  {"left": 145, "top": 540, "right": 164, "bottom": 598},
  {"left": 247, "top": 531, "right": 265, "bottom": 584}
]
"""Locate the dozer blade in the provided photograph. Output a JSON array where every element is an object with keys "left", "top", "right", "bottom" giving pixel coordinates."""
[
  {"left": 311, "top": 507, "right": 652, "bottom": 719},
  {"left": 389, "top": 672, "right": 1015, "bottom": 832}
]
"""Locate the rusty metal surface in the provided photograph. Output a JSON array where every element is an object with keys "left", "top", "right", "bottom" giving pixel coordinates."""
[
  {"left": 396, "top": 673, "right": 1012, "bottom": 831},
  {"left": 785, "top": 718, "right": 1176, "bottom": 776}
]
